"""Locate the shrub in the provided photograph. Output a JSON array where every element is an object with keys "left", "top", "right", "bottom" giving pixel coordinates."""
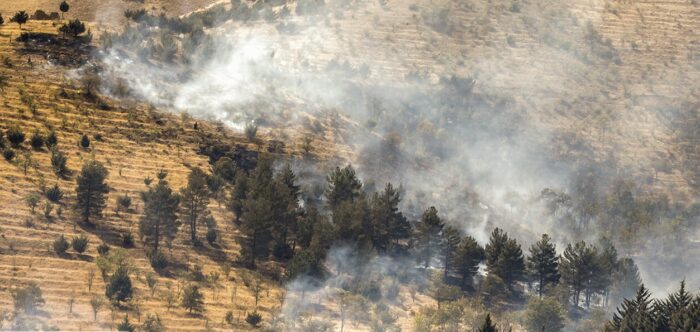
[
  {"left": 50, "top": 148, "right": 68, "bottom": 177},
  {"left": 80, "top": 134, "right": 90, "bottom": 148},
  {"left": 244, "top": 123, "right": 258, "bottom": 141},
  {"left": 45, "top": 184, "right": 63, "bottom": 202},
  {"left": 3, "top": 149, "right": 15, "bottom": 161},
  {"left": 149, "top": 251, "right": 167, "bottom": 269},
  {"left": 245, "top": 312, "right": 262, "bottom": 327},
  {"left": 12, "top": 283, "right": 45, "bottom": 314},
  {"left": 106, "top": 265, "right": 133, "bottom": 304},
  {"left": 189, "top": 264, "right": 205, "bottom": 282},
  {"left": 7, "top": 126, "right": 25, "bottom": 147},
  {"left": 25, "top": 193, "right": 40, "bottom": 214},
  {"left": 97, "top": 242, "right": 110, "bottom": 256},
  {"left": 45, "top": 131, "right": 58, "bottom": 147},
  {"left": 141, "top": 314, "right": 164, "bottom": 332},
  {"left": 225, "top": 311, "right": 234, "bottom": 325},
  {"left": 53, "top": 235, "right": 69, "bottom": 255},
  {"left": 121, "top": 233, "right": 134, "bottom": 247},
  {"left": 30, "top": 132, "right": 44, "bottom": 149},
  {"left": 206, "top": 228, "right": 217, "bottom": 245},
  {"left": 525, "top": 297, "right": 566, "bottom": 332},
  {"left": 181, "top": 284, "right": 204, "bottom": 314},
  {"left": 116, "top": 316, "right": 135, "bottom": 332},
  {"left": 59, "top": 19, "right": 86, "bottom": 38},
  {"left": 117, "top": 194, "right": 132, "bottom": 210},
  {"left": 71, "top": 235, "right": 89, "bottom": 254}
]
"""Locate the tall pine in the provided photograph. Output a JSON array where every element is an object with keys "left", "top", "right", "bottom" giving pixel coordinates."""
[
  {"left": 139, "top": 176, "right": 180, "bottom": 254},
  {"left": 453, "top": 235, "right": 484, "bottom": 291},
  {"left": 527, "top": 234, "right": 560, "bottom": 297},
  {"left": 179, "top": 168, "right": 210, "bottom": 244},
  {"left": 75, "top": 160, "right": 109, "bottom": 224},
  {"left": 415, "top": 207, "right": 444, "bottom": 268}
]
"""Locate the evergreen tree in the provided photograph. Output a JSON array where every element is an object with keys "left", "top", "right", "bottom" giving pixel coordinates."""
[
  {"left": 272, "top": 166, "right": 299, "bottom": 252},
  {"left": 106, "top": 265, "right": 133, "bottom": 304},
  {"left": 441, "top": 225, "right": 461, "bottom": 281},
  {"left": 212, "top": 157, "right": 237, "bottom": 183},
  {"left": 333, "top": 197, "right": 372, "bottom": 249},
  {"left": 228, "top": 172, "right": 248, "bottom": 223},
  {"left": 453, "top": 235, "right": 484, "bottom": 291},
  {"left": 527, "top": 234, "right": 560, "bottom": 297},
  {"left": 74, "top": 160, "right": 109, "bottom": 224},
  {"left": 610, "top": 257, "right": 642, "bottom": 308},
  {"left": 657, "top": 280, "right": 694, "bottom": 332},
  {"left": 415, "top": 207, "right": 444, "bottom": 268},
  {"left": 525, "top": 296, "right": 566, "bottom": 332},
  {"left": 599, "top": 237, "right": 619, "bottom": 307},
  {"left": 606, "top": 285, "right": 656, "bottom": 332},
  {"left": 369, "top": 183, "right": 410, "bottom": 252},
  {"left": 179, "top": 167, "right": 210, "bottom": 244},
  {"left": 486, "top": 228, "right": 525, "bottom": 290},
  {"left": 181, "top": 284, "right": 204, "bottom": 314},
  {"left": 325, "top": 165, "right": 362, "bottom": 209},
  {"left": 239, "top": 158, "right": 277, "bottom": 268},
  {"left": 11, "top": 11, "right": 29, "bottom": 29},
  {"left": 485, "top": 228, "right": 508, "bottom": 268},
  {"left": 51, "top": 147, "right": 68, "bottom": 178},
  {"left": 59, "top": 1, "right": 70, "bottom": 19},
  {"left": 478, "top": 314, "right": 498, "bottom": 332},
  {"left": 560, "top": 241, "right": 606, "bottom": 309},
  {"left": 46, "top": 130, "right": 58, "bottom": 148},
  {"left": 139, "top": 176, "right": 180, "bottom": 254}
]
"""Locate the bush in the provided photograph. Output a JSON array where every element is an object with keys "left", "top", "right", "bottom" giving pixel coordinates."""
[
  {"left": 181, "top": 284, "right": 204, "bottom": 314},
  {"left": 80, "top": 134, "right": 90, "bottom": 148},
  {"left": 30, "top": 132, "right": 44, "bottom": 149},
  {"left": 206, "top": 228, "right": 217, "bottom": 245},
  {"left": 121, "top": 232, "right": 134, "bottom": 247},
  {"left": 116, "top": 316, "right": 135, "bottom": 332},
  {"left": 189, "top": 264, "right": 205, "bottom": 282},
  {"left": 142, "top": 314, "right": 164, "bottom": 332},
  {"left": 50, "top": 148, "right": 68, "bottom": 177},
  {"left": 71, "top": 235, "right": 89, "bottom": 254},
  {"left": 106, "top": 265, "right": 133, "bottom": 304},
  {"left": 245, "top": 311, "right": 262, "bottom": 327},
  {"left": 45, "top": 184, "right": 63, "bottom": 202},
  {"left": 97, "top": 242, "right": 110, "bottom": 256},
  {"left": 59, "top": 19, "right": 86, "bottom": 38},
  {"left": 7, "top": 126, "right": 25, "bottom": 146},
  {"left": 45, "top": 130, "right": 58, "bottom": 147},
  {"left": 117, "top": 194, "right": 132, "bottom": 210},
  {"left": 225, "top": 311, "right": 234, "bottom": 325},
  {"left": 525, "top": 297, "right": 566, "bottom": 332},
  {"left": 3, "top": 149, "right": 15, "bottom": 161},
  {"left": 25, "top": 193, "right": 40, "bottom": 214},
  {"left": 12, "top": 283, "right": 45, "bottom": 314},
  {"left": 149, "top": 251, "right": 168, "bottom": 269},
  {"left": 53, "top": 235, "right": 69, "bottom": 255}
]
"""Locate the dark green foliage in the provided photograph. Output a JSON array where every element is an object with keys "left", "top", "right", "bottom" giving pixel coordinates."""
[
  {"left": 53, "top": 235, "right": 69, "bottom": 255},
  {"left": 441, "top": 225, "right": 462, "bottom": 281},
  {"left": 80, "top": 134, "right": 90, "bottom": 148},
  {"left": 245, "top": 312, "right": 262, "bottom": 327},
  {"left": 212, "top": 157, "right": 237, "bottom": 183},
  {"left": 527, "top": 234, "right": 560, "bottom": 297},
  {"left": 332, "top": 197, "right": 371, "bottom": 249},
  {"left": 45, "top": 130, "right": 58, "bottom": 148},
  {"left": 117, "top": 194, "right": 132, "bottom": 210},
  {"left": 485, "top": 228, "right": 525, "bottom": 290},
  {"left": 415, "top": 206, "right": 444, "bottom": 268},
  {"left": 30, "top": 132, "right": 44, "bottom": 149},
  {"left": 11, "top": 11, "right": 29, "bottom": 29},
  {"left": 149, "top": 250, "right": 167, "bottom": 269},
  {"left": 46, "top": 184, "right": 63, "bottom": 202},
  {"left": 3, "top": 149, "right": 15, "bottom": 161},
  {"left": 180, "top": 167, "right": 210, "bottom": 244},
  {"left": 206, "top": 228, "right": 217, "bottom": 245},
  {"left": 139, "top": 176, "right": 180, "bottom": 254},
  {"left": 189, "top": 264, "right": 205, "bottom": 282},
  {"left": 71, "top": 235, "right": 89, "bottom": 253},
  {"left": 59, "top": 1, "right": 70, "bottom": 15},
  {"left": 326, "top": 165, "right": 363, "bottom": 209},
  {"left": 7, "top": 126, "right": 25, "bottom": 147},
  {"left": 656, "top": 280, "right": 698, "bottom": 332},
  {"left": 453, "top": 235, "right": 485, "bottom": 291},
  {"left": 560, "top": 241, "right": 607, "bottom": 308},
  {"left": 97, "top": 242, "right": 110, "bottom": 256},
  {"left": 478, "top": 314, "right": 498, "bottom": 332},
  {"left": 59, "top": 19, "right": 86, "bottom": 38},
  {"left": 106, "top": 265, "right": 133, "bottom": 304},
  {"left": 12, "top": 283, "right": 45, "bottom": 314},
  {"left": 227, "top": 172, "right": 247, "bottom": 222},
  {"left": 121, "top": 232, "right": 134, "bottom": 248},
  {"left": 181, "top": 284, "right": 204, "bottom": 314},
  {"left": 117, "top": 316, "right": 135, "bottom": 332},
  {"left": 369, "top": 183, "right": 410, "bottom": 252},
  {"left": 51, "top": 148, "right": 68, "bottom": 177},
  {"left": 75, "top": 160, "right": 109, "bottom": 224},
  {"left": 606, "top": 285, "right": 656, "bottom": 331},
  {"left": 286, "top": 249, "right": 324, "bottom": 279}
]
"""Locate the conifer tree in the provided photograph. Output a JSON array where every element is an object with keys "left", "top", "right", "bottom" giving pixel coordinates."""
[
  {"left": 527, "top": 234, "right": 560, "bottom": 297},
  {"left": 657, "top": 280, "right": 694, "bottom": 331},
  {"left": 75, "top": 160, "right": 109, "bottom": 224},
  {"left": 106, "top": 265, "right": 132, "bottom": 304},
  {"left": 453, "top": 235, "right": 484, "bottom": 291},
  {"left": 60, "top": 1, "right": 70, "bottom": 20},
  {"left": 606, "top": 285, "right": 656, "bottom": 332},
  {"left": 326, "top": 165, "right": 362, "bottom": 209},
  {"left": 228, "top": 172, "right": 248, "bottom": 223},
  {"left": 441, "top": 225, "right": 461, "bottom": 281},
  {"left": 180, "top": 167, "right": 210, "bottom": 244},
  {"left": 610, "top": 257, "right": 642, "bottom": 308},
  {"left": 370, "top": 183, "right": 410, "bottom": 251},
  {"left": 139, "top": 176, "right": 180, "bottom": 255},
  {"left": 11, "top": 11, "right": 29, "bottom": 30},
  {"left": 415, "top": 207, "right": 444, "bottom": 268},
  {"left": 181, "top": 284, "right": 204, "bottom": 314},
  {"left": 485, "top": 228, "right": 508, "bottom": 268},
  {"left": 239, "top": 158, "right": 276, "bottom": 268},
  {"left": 486, "top": 228, "right": 525, "bottom": 290},
  {"left": 560, "top": 241, "right": 606, "bottom": 308}
]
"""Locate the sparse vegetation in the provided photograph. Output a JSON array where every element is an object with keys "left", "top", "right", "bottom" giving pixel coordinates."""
[
  {"left": 53, "top": 235, "right": 69, "bottom": 255},
  {"left": 71, "top": 235, "right": 89, "bottom": 254}
]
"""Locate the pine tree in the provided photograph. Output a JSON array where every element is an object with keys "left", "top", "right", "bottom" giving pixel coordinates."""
[
  {"left": 370, "top": 183, "right": 410, "bottom": 252},
  {"left": 598, "top": 237, "right": 619, "bottom": 307},
  {"left": 139, "top": 177, "right": 180, "bottom": 255},
  {"left": 239, "top": 158, "right": 277, "bottom": 268},
  {"left": 75, "top": 160, "right": 109, "bottom": 224},
  {"left": 527, "top": 234, "right": 560, "bottom": 297},
  {"left": 415, "top": 207, "right": 444, "bottom": 268},
  {"left": 326, "top": 165, "right": 362, "bottom": 209},
  {"left": 11, "top": 11, "right": 29, "bottom": 29},
  {"left": 272, "top": 166, "right": 300, "bottom": 252},
  {"left": 560, "top": 241, "right": 606, "bottom": 309},
  {"left": 606, "top": 285, "right": 656, "bottom": 332},
  {"left": 610, "top": 257, "right": 641, "bottom": 308},
  {"left": 441, "top": 225, "right": 461, "bottom": 281},
  {"left": 179, "top": 168, "right": 210, "bottom": 244},
  {"left": 657, "top": 280, "right": 694, "bottom": 331},
  {"left": 333, "top": 197, "right": 372, "bottom": 249},
  {"left": 453, "top": 235, "right": 484, "bottom": 291},
  {"left": 106, "top": 265, "right": 133, "bottom": 304},
  {"left": 228, "top": 172, "right": 248, "bottom": 223},
  {"left": 486, "top": 228, "right": 525, "bottom": 290},
  {"left": 181, "top": 284, "right": 204, "bottom": 314},
  {"left": 478, "top": 314, "right": 498, "bottom": 332},
  {"left": 485, "top": 228, "right": 508, "bottom": 268}
]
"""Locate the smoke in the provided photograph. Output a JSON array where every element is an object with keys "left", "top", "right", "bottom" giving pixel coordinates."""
[{"left": 98, "top": 0, "right": 699, "bottom": 302}]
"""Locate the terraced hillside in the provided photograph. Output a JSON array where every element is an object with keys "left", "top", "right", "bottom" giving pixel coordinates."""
[{"left": 0, "top": 20, "right": 293, "bottom": 331}]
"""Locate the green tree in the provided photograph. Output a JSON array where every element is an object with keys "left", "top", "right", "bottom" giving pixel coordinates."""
[
  {"left": 7, "top": 126, "right": 25, "bottom": 147},
  {"left": 525, "top": 296, "right": 566, "bottom": 332},
  {"left": 59, "top": 1, "right": 70, "bottom": 19},
  {"left": 25, "top": 193, "right": 40, "bottom": 214},
  {"left": 227, "top": 172, "right": 248, "bottom": 223},
  {"left": 106, "top": 265, "right": 132, "bottom": 304},
  {"left": 29, "top": 132, "right": 44, "bottom": 150},
  {"left": 560, "top": 241, "right": 606, "bottom": 309},
  {"left": 441, "top": 225, "right": 461, "bottom": 281},
  {"left": 453, "top": 235, "right": 484, "bottom": 291},
  {"left": 59, "top": 19, "right": 85, "bottom": 38},
  {"left": 370, "top": 183, "right": 410, "bottom": 251},
  {"left": 51, "top": 147, "right": 68, "bottom": 178},
  {"left": 609, "top": 257, "right": 642, "bottom": 308},
  {"left": 180, "top": 167, "right": 210, "bottom": 244},
  {"left": 486, "top": 228, "right": 525, "bottom": 290},
  {"left": 74, "top": 160, "right": 109, "bottom": 224},
  {"left": 527, "top": 234, "right": 560, "bottom": 297},
  {"left": 326, "top": 165, "right": 362, "bottom": 209},
  {"left": 656, "top": 280, "right": 694, "bottom": 332},
  {"left": 45, "top": 130, "right": 58, "bottom": 147},
  {"left": 139, "top": 176, "right": 180, "bottom": 254},
  {"left": 181, "top": 284, "right": 204, "bottom": 314},
  {"left": 11, "top": 11, "right": 29, "bottom": 29},
  {"left": 90, "top": 296, "right": 103, "bottom": 321},
  {"left": 415, "top": 207, "right": 444, "bottom": 268},
  {"left": 605, "top": 285, "right": 656, "bottom": 332}
]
